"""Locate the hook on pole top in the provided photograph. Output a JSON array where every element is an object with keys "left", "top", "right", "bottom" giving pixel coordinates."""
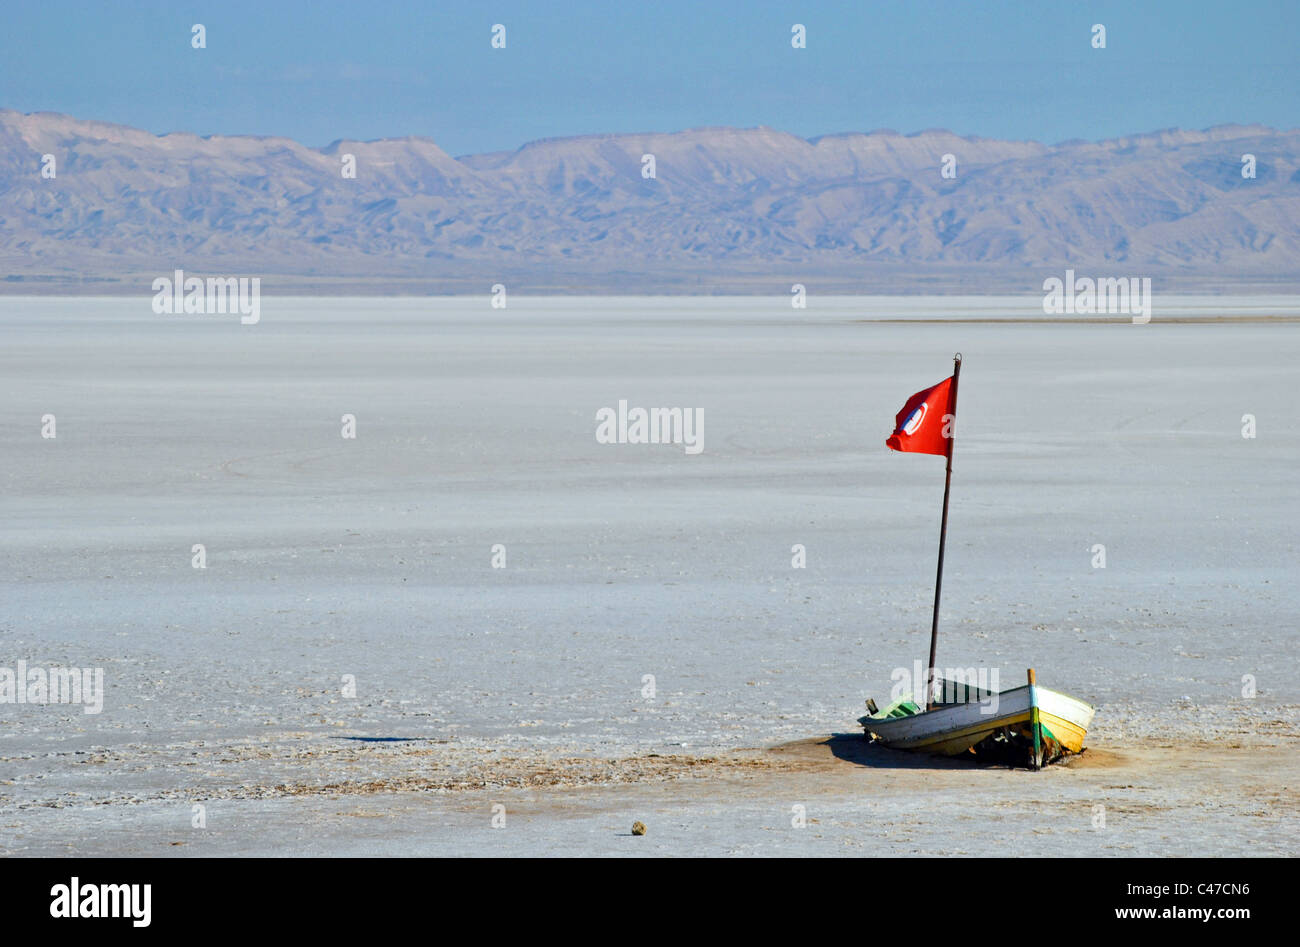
[{"left": 953, "top": 352, "right": 962, "bottom": 363}]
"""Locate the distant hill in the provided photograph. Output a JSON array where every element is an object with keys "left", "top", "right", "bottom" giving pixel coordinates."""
[{"left": 2, "top": 110, "right": 1298, "bottom": 293}]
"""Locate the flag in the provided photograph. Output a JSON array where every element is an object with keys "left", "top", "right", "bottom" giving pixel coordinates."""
[{"left": 886, "top": 376, "right": 955, "bottom": 456}]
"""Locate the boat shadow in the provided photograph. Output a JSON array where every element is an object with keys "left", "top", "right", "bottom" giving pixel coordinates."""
[{"left": 819, "top": 732, "right": 1016, "bottom": 770}]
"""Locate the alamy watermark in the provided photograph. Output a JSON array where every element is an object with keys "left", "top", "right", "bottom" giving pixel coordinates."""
[
  {"left": 50, "top": 878, "right": 150, "bottom": 927},
  {"left": 0, "top": 661, "right": 104, "bottom": 714},
  {"left": 1042, "top": 268, "right": 1151, "bottom": 324},
  {"left": 151, "top": 269, "right": 260, "bottom": 324},
  {"left": 890, "top": 661, "right": 1001, "bottom": 713},
  {"left": 595, "top": 400, "right": 703, "bottom": 454}
]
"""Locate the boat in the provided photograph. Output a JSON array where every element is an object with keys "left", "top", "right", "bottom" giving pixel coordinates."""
[
  {"left": 860, "top": 675, "right": 1096, "bottom": 765},
  {"left": 865, "top": 355, "right": 1095, "bottom": 768}
]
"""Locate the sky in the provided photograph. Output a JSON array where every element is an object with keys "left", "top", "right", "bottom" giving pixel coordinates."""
[{"left": 3, "top": 1, "right": 1298, "bottom": 156}]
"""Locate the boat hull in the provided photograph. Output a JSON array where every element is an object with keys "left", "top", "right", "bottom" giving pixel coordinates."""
[{"left": 861, "top": 684, "right": 1095, "bottom": 759}]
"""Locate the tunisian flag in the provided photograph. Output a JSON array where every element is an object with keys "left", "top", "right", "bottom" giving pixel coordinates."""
[{"left": 886, "top": 375, "right": 955, "bottom": 456}]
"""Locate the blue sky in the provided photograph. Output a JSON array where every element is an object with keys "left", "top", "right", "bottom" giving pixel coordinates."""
[{"left": 3, "top": 1, "right": 1297, "bottom": 155}]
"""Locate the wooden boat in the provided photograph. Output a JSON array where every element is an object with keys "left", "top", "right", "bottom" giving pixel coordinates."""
[
  {"left": 870, "top": 355, "right": 1096, "bottom": 768},
  {"left": 860, "top": 676, "right": 1096, "bottom": 764}
]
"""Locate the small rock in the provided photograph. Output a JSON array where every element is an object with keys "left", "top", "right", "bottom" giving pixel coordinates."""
[{"left": 631, "top": 821, "right": 647, "bottom": 836}]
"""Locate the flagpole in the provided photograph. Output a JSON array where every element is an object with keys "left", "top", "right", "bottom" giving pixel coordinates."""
[{"left": 925, "top": 353, "right": 961, "bottom": 711}]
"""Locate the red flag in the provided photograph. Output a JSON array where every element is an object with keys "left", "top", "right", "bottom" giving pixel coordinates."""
[{"left": 886, "top": 376, "right": 955, "bottom": 456}]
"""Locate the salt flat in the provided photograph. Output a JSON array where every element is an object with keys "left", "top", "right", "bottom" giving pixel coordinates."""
[{"left": 1, "top": 296, "right": 1296, "bottom": 856}]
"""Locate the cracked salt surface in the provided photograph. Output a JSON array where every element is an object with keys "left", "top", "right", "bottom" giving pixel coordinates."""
[{"left": 1, "top": 297, "right": 1296, "bottom": 855}]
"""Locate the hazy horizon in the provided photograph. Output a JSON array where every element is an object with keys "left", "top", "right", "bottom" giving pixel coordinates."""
[{"left": 6, "top": 109, "right": 1300, "bottom": 293}]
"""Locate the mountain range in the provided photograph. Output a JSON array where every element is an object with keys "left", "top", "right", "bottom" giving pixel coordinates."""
[{"left": 2, "top": 110, "right": 1299, "bottom": 293}]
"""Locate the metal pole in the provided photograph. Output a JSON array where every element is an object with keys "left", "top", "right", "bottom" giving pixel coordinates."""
[{"left": 925, "top": 353, "right": 961, "bottom": 711}]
